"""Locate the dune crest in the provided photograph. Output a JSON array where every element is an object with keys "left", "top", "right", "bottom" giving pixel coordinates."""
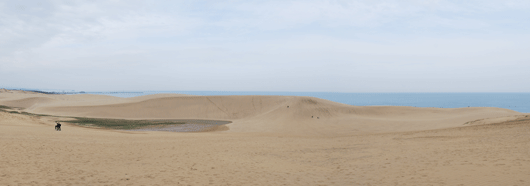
[{"left": 0, "top": 91, "right": 521, "bottom": 136}]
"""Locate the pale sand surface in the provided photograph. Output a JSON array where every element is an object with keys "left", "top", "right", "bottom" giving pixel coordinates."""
[{"left": 1, "top": 90, "right": 529, "bottom": 185}]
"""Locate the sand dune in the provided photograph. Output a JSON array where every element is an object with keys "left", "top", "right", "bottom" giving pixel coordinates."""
[
  {"left": 3, "top": 92, "right": 519, "bottom": 136},
  {"left": 1, "top": 91, "right": 528, "bottom": 185},
  {"left": 2, "top": 97, "right": 55, "bottom": 109}
]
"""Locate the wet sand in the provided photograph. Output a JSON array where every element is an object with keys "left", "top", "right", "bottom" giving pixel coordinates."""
[{"left": 126, "top": 122, "right": 230, "bottom": 132}]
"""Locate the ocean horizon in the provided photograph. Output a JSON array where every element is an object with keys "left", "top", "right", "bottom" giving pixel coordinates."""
[
  {"left": 4, "top": 88, "right": 528, "bottom": 113},
  {"left": 75, "top": 91, "right": 529, "bottom": 113}
]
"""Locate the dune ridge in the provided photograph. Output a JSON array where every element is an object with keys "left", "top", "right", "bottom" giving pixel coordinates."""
[{"left": 0, "top": 91, "right": 521, "bottom": 136}]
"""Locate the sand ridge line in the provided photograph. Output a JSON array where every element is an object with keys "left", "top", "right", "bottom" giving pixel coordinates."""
[{"left": 1, "top": 91, "right": 522, "bottom": 136}]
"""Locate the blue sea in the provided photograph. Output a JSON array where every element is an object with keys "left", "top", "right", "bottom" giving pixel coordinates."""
[{"left": 80, "top": 91, "right": 530, "bottom": 113}]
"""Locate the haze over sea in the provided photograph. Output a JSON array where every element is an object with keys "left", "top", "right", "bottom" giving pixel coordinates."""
[{"left": 79, "top": 91, "right": 530, "bottom": 113}]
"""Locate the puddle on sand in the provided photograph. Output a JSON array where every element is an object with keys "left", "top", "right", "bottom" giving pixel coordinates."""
[{"left": 125, "top": 120, "right": 231, "bottom": 132}]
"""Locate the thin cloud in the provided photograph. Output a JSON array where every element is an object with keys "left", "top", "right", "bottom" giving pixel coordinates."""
[{"left": 0, "top": 0, "right": 529, "bottom": 92}]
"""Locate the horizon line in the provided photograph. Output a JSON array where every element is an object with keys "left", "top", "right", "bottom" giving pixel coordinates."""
[{"left": 2, "top": 88, "right": 530, "bottom": 94}]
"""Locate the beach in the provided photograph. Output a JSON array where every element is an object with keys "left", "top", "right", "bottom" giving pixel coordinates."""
[{"left": 1, "top": 89, "right": 529, "bottom": 185}]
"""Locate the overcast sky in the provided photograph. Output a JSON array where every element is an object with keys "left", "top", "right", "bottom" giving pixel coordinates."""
[{"left": 1, "top": 0, "right": 529, "bottom": 92}]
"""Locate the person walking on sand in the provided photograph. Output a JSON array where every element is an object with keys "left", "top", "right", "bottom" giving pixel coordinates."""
[{"left": 55, "top": 121, "right": 61, "bottom": 131}]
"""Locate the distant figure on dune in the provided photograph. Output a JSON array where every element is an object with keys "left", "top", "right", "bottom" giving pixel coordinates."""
[{"left": 55, "top": 121, "right": 61, "bottom": 131}]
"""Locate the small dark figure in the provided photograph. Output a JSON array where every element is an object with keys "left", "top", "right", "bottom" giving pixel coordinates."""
[
  {"left": 55, "top": 121, "right": 61, "bottom": 131},
  {"left": 287, "top": 106, "right": 289, "bottom": 108},
  {"left": 312, "top": 116, "right": 313, "bottom": 118},
  {"left": 317, "top": 117, "right": 319, "bottom": 119}
]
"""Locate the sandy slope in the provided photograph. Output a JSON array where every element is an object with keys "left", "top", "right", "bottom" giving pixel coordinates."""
[
  {"left": 1, "top": 91, "right": 521, "bottom": 136},
  {"left": 1, "top": 91, "right": 529, "bottom": 185}
]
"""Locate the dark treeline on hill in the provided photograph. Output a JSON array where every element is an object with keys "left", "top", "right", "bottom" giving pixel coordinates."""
[{"left": 29, "top": 90, "right": 63, "bottom": 94}]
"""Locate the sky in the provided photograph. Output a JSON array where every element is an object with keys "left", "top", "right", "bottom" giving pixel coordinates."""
[{"left": 1, "top": 0, "right": 529, "bottom": 92}]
